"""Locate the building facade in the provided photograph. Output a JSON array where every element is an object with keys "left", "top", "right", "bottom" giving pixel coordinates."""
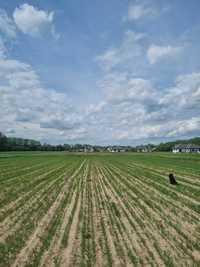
[{"left": 172, "top": 144, "right": 200, "bottom": 153}]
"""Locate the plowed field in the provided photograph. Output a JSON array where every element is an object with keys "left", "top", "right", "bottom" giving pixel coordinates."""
[{"left": 0, "top": 152, "right": 200, "bottom": 267}]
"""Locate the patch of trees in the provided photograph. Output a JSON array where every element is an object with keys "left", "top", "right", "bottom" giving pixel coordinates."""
[
  {"left": 155, "top": 137, "right": 200, "bottom": 151},
  {"left": 0, "top": 132, "right": 136, "bottom": 152},
  {"left": 0, "top": 132, "right": 41, "bottom": 151},
  {"left": 1, "top": 131, "right": 200, "bottom": 152}
]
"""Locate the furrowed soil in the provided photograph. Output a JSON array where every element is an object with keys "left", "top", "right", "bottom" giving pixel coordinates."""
[{"left": 0, "top": 152, "right": 200, "bottom": 267}]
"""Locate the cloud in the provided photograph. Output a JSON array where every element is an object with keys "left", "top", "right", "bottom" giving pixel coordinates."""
[
  {"left": 167, "top": 118, "right": 200, "bottom": 138},
  {"left": 40, "top": 119, "right": 80, "bottom": 131},
  {"left": 147, "top": 44, "right": 182, "bottom": 64},
  {"left": 0, "top": 38, "right": 6, "bottom": 58},
  {"left": 0, "top": 9, "right": 16, "bottom": 59},
  {"left": 96, "top": 31, "right": 145, "bottom": 71},
  {"left": 159, "top": 72, "right": 200, "bottom": 109},
  {"left": 0, "top": 54, "right": 84, "bottom": 142},
  {"left": 85, "top": 70, "right": 200, "bottom": 143},
  {"left": 0, "top": 7, "right": 199, "bottom": 145},
  {"left": 5, "top": 129, "right": 16, "bottom": 134},
  {"left": 96, "top": 49, "right": 119, "bottom": 72},
  {"left": 1, "top": 45, "right": 200, "bottom": 144},
  {"left": 0, "top": 9, "right": 16, "bottom": 39},
  {"left": 85, "top": 73, "right": 157, "bottom": 141},
  {"left": 125, "top": 1, "right": 170, "bottom": 22},
  {"left": 13, "top": 4, "right": 57, "bottom": 38},
  {"left": 127, "top": 2, "right": 158, "bottom": 21},
  {"left": 125, "top": 0, "right": 162, "bottom": 21},
  {"left": 105, "top": 76, "right": 157, "bottom": 105}
]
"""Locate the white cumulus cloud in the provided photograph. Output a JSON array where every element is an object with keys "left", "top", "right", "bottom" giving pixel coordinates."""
[
  {"left": 0, "top": 9, "right": 16, "bottom": 39},
  {"left": 0, "top": 55, "right": 83, "bottom": 142},
  {"left": 128, "top": 3, "right": 157, "bottom": 21},
  {"left": 147, "top": 44, "right": 182, "bottom": 64},
  {"left": 86, "top": 70, "right": 200, "bottom": 143},
  {"left": 13, "top": 4, "right": 57, "bottom": 38},
  {"left": 0, "top": 38, "right": 6, "bottom": 58}
]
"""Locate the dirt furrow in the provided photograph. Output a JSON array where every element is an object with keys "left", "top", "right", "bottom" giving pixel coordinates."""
[
  {"left": 60, "top": 162, "right": 88, "bottom": 267},
  {"left": 95, "top": 165, "right": 127, "bottom": 267},
  {"left": 90, "top": 165, "right": 105, "bottom": 267},
  {"left": 39, "top": 172, "right": 81, "bottom": 267},
  {"left": 0, "top": 164, "right": 66, "bottom": 220},
  {"left": 0, "top": 166, "right": 70, "bottom": 242},
  {"left": 114, "top": 162, "right": 200, "bottom": 222},
  {"left": 98, "top": 164, "right": 166, "bottom": 267},
  {"left": 10, "top": 161, "right": 85, "bottom": 267},
  {"left": 106, "top": 163, "right": 200, "bottom": 265},
  {"left": 128, "top": 162, "right": 200, "bottom": 199},
  {"left": 128, "top": 161, "right": 200, "bottom": 183}
]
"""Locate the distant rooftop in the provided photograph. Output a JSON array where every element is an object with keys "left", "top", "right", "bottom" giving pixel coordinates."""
[{"left": 174, "top": 144, "right": 200, "bottom": 149}]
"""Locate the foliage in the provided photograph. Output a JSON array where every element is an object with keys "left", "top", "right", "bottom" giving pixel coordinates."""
[{"left": 0, "top": 131, "right": 200, "bottom": 152}]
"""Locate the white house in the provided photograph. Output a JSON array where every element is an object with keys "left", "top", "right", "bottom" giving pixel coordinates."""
[{"left": 172, "top": 144, "right": 200, "bottom": 153}]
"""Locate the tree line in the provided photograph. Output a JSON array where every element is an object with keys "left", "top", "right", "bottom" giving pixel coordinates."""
[
  {"left": 0, "top": 132, "right": 132, "bottom": 152},
  {"left": 0, "top": 132, "right": 41, "bottom": 151},
  {"left": 0, "top": 132, "right": 200, "bottom": 152}
]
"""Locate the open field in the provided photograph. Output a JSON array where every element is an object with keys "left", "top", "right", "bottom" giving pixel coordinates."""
[{"left": 0, "top": 152, "right": 200, "bottom": 267}]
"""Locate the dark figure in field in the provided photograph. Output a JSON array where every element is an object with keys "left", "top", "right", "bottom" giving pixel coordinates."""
[{"left": 169, "top": 173, "right": 178, "bottom": 185}]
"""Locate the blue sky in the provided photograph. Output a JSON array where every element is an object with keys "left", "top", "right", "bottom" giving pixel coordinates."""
[{"left": 0, "top": 0, "right": 200, "bottom": 145}]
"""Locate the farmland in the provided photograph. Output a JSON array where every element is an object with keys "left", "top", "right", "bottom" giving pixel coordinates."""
[{"left": 0, "top": 152, "right": 200, "bottom": 267}]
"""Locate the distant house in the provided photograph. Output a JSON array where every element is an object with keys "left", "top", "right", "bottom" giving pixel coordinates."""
[
  {"left": 84, "top": 146, "right": 94, "bottom": 153},
  {"left": 136, "top": 146, "right": 147, "bottom": 152},
  {"left": 136, "top": 145, "right": 155, "bottom": 153},
  {"left": 107, "top": 146, "right": 126, "bottom": 153},
  {"left": 172, "top": 144, "right": 200, "bottom": 153}
]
